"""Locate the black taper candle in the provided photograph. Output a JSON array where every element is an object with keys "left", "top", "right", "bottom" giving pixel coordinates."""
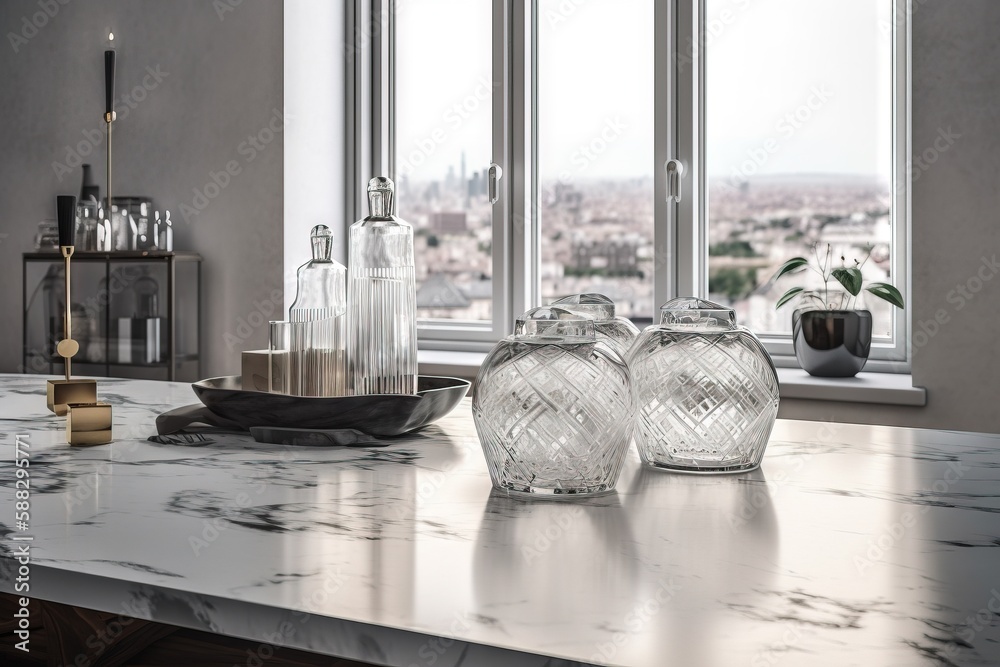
[
  {"left": 57, "top": 195, "right": 78, "bottom": 248},
  {"left": 104, "top": 49, "right": 115, "bottom": 116}
]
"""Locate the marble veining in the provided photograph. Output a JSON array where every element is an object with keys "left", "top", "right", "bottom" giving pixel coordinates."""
[{"left": 0, "top": 374, "right": 999, "bottom": 666}]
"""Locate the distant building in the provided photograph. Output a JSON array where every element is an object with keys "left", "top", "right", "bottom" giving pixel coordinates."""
[
  {"left": 430, "top": 211, "right": 468, "bottom": 233},
  {"left": 573, "top": 232, "right": 641, "bottom": 274},
  {"left": 416, "top": 274, "right": 469, "bottom": 309}
]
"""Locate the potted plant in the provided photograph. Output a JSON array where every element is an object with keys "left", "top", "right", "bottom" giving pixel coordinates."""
[{"left": 771, "top": 244, "right": 904, "bottom": 377}]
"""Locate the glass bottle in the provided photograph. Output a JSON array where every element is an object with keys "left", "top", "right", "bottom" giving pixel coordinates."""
[
  {"left": 107, "top": 200, "right": 132, "bottom": 251},
  {"left": 134, "top": 200, "right": 154, "bottom": 250},
  {"left": 75, "top": 197, "right": 102, "bottom": 252},
  {"left": 348, "top": 177, "right": 417, "bottom": 395},
  {"left": 156, "top": 210, "right": 174, "bottom": 251},
  {"left": 96, "top": 203, "right": 113, "bottom": 251},
  {"left": 286, "top": 224, "right": 348, "bottom": 396}
]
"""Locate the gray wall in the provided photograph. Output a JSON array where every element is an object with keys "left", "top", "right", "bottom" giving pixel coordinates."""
[
  {"left": 780, "top": 0, "right": 1000, "bottom": 433},
  {"left": 0, "top": 0, "right": 283, "bottom": 378}
]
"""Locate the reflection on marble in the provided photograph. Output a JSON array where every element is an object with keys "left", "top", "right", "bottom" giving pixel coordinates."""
[{"left": 0, "top": 374, "right": 999, "bottom": 666}]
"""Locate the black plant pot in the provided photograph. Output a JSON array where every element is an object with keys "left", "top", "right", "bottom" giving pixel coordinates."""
[{"left": 792, "top": 309, "right": 873, "bottom": 378}]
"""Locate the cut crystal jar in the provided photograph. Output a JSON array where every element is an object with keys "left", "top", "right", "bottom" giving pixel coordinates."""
[
  {"left": 473, "top": 306, "right": 634, "bottom": 498},
  {"left": 348, "top": 177, "right": 417, "bottom": 395},
  {"left": 549, "top": 293, "right": 639, "bottom": 356},
  {"left": 628, "top": 298, "right": 779, "bottom": 473}
]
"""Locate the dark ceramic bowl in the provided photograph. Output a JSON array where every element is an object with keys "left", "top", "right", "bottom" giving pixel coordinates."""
[{"left": 191, "top": 375, "right": 469, "bottom": 436}]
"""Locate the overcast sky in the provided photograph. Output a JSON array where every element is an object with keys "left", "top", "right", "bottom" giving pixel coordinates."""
[{"left": 396, "top": 0, "right": 893, "bottom": 182}]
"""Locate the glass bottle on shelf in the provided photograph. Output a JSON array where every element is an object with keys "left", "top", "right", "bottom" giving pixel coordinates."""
[
  {"left": 74, "top": 198, "right": 101, "bottom": 252},
  {"left": 107, "top": 200, "right": 133, "bottom": 251},
  {"left": 131, "top": 271, "right": 162, "bottom": 364},
  {"left": 155, "top": 210, "right": 174, "bottom": 251},
  {"left": 348, "top": 177, "right": 417, "bottom": 395},
  {"left": 134, "top": 204, "right": 154, "bottom": 250},
  {"left": 283, "top": 224, "right": 348, "bottom": 396}
]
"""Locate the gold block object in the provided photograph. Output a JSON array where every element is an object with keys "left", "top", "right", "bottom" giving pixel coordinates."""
[
  {"left": 66, "top": 403, "right": 113, "bottom": 446},
  {"left": 47, "top": 379, "right": 98, "bottom": 416}
]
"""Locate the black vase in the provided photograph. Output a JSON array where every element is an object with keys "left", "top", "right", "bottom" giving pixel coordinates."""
[{"left": 792, "top": 309, "right": 872, "bottom": 378}]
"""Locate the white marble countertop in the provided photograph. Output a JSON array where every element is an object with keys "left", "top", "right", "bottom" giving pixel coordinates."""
[{"left": 0, "top": 374, "right": 998, "bottom": 667}]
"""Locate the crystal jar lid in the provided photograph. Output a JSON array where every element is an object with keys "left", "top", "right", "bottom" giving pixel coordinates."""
[
  {"left": 513, "top": 307, "right": 596, "bottom": 343},
  {"left": 549, "top": 293, "right": 616, "bottom": 321},
  {"left": 658, "top": 297, "right": 737, "bottom": 331}
]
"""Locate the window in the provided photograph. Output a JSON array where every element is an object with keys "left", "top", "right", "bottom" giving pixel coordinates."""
[
  {"left": 352, "top": 0, "right": 909, "bottom": 366},
  {"left": 537, "top": 0, "right": 656, "bottom": 325},
  {"left": 702, "top": 0, "right": 907, "bottom": 365},
  {"left": 396, "top": 0, "right": 494, "bottom": 323}
]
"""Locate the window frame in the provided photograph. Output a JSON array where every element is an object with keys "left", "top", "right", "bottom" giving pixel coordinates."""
[
  {"left": 351, "top": 0, "right": 527, "bottom": 352},
  {"left": 351, "top": 0, "right": 912, "bottom": 369},
  {"left": 675, "top": 0, "right": 911, "bottom": 370}
]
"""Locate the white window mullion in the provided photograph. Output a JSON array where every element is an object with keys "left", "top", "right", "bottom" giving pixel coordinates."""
[
  {"left": 653, "top": 0, "right": 674, "bottom": 308},
  {"left": 674, "top": 0, "right": 705, "bottom": 301},
  {"left": 656, "top": 0, "right": 704, "bottom": 307},
  {"left": 510, "top": 0, "right": 533, "bottom": 324}
]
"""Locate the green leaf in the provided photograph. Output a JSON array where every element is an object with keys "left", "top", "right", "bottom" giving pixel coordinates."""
[
  {"left": 771, "top": 257, "right": 809, "bottom": 282},
  {"left": 866, "top": 282, "right": 905, "bottom": 309},
  {"left": 775, "top": 287, "right": 804, "bottom": 309},
  {"left": 832, "top": 267, "right": 863, "bottom": 297}
]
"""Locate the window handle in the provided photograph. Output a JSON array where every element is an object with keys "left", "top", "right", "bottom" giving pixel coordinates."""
[
  {"left": 488, "top": 163, "right": 503, "bottom": 204},
  {"left": 665, "top": 159, "right": 684, "bottom": 203}
]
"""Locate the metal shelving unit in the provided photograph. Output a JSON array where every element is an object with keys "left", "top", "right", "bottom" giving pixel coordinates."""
[{"left": 23, "top": 251, "right": 201, "bottom": 382}]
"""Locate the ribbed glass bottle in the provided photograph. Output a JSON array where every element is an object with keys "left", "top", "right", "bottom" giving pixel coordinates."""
[
  {"left": 348, "top": 177, "right": 418, "bottom": 395},
  {"left": 283, "top": 224, "right": 347, "bottom": 397}
]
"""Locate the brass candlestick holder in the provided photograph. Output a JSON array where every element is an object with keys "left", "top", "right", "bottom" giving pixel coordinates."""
[{"left": 45, "top": 195, "right": 112, "bottom": 446}]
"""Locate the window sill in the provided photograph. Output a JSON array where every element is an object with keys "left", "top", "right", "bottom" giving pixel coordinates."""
[
  {"left": 775, "top": 368, "right": 926, "bottom": 407},
  {"left": 418, "top": 350, "right": 927, "bottom": 407}
]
